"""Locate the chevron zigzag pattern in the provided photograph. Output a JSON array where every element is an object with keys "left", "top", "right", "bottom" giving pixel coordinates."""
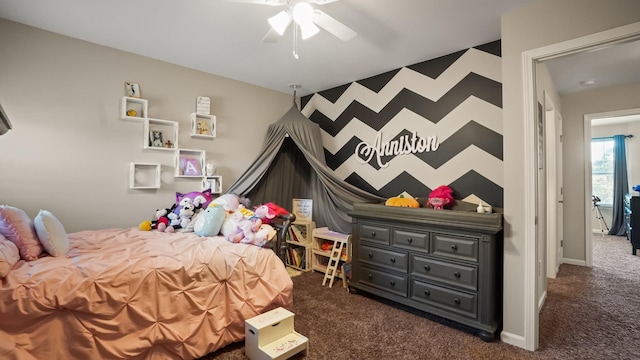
[{"left": 301, "top": 41, "right": 504, "bottom": 207}]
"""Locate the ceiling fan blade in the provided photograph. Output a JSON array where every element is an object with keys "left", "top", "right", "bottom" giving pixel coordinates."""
[
  {"left": 224, "top": 0, "right": 286, "bottom": 5},
  {"left": 313, "top": 9, "right": 356, "bottom": 42},
  {"left": 262, "top": 27, "right": 283, "bottom": 42},
  {"left": 308, "top": 0, "right": 341, "bottom": 5}
]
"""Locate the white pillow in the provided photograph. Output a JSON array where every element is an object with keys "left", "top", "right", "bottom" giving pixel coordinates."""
[
  {"left": 0, "top": 234, "right": 20, "bottom": 278},
  {"left": 34, "top": 210, "right": 70, "bottom": 257}
]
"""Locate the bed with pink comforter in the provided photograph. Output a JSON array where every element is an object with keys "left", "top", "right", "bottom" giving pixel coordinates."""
[{"left": 0, "top": 227, "right": 293, "bottom": 359}]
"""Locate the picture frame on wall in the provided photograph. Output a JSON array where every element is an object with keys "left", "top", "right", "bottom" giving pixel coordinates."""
[
  {"left": 196, "top": 96, "right": 211, "bottom": 115},
  {"left": 125, "top": 82, "right": 141, "bottom": 98},
  {"left": 149, "top": 130, "right": 164, "bottom": 148}
]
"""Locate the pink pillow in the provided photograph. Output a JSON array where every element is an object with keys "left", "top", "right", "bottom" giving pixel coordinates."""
[
  {"left": 0, "top": 205, "right": 43, "bottom": 261},
  {"left": 0, "top": 235, "right": 20, "bottom": 278}
]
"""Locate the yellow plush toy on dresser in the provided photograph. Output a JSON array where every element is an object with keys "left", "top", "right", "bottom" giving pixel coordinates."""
[{"left": 385, "top": 191, "right": 420, "bottom": 208}]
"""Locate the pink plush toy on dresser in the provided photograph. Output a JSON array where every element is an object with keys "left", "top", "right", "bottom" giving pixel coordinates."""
[{"left": 427, "top": 185, "right": 455, "bottom": 210}]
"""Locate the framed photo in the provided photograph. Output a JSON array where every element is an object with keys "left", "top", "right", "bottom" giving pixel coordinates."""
[
  {"left": 125, "top": 82, "right": 141, "bottom": 98},
  {"left": 149, "top": 130, "right": 164, "bottom": 147},
  {"left": 196, "top": 96, "right": 210, "bottom": 115},
  {"left": 292, "top": 198, "right": 313, "bottom": 222}
]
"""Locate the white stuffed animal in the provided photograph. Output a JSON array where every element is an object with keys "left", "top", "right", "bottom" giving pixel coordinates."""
[{"left": 167, "top": 202, "right": 196, "bottom": 230}]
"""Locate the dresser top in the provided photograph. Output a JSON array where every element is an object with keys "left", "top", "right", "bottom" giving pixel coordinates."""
[{"left": 349, "top": 202, "right": 503, "bottom": 233}]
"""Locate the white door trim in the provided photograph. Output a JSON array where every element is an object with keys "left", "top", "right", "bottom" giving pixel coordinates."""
[
  {"left": 545, "top": 91, "right": 558, "bottom": 279},
  {"left": 521, "top": 21, "right": 640, "bottom": 352}
]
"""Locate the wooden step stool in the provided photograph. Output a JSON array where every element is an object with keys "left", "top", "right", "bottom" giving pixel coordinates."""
[{"left": 245, "top": 307, "right": 308, "bottom": 360}]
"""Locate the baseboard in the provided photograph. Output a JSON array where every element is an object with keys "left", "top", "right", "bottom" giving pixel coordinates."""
[
  {"left": 561, "top": 257, "right": 586, "bottom": 266},
  {"left": 500, "top": 331, "right": 527, "bottom": 350}
]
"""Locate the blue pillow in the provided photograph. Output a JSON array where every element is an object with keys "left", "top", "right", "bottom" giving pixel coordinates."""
[{"left": 194, "top": 205, "right": 225, "bottom": 237}]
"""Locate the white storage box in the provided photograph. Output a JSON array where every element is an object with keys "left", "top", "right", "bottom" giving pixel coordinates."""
[{"left": 245, "top": 307, "right": 308, "bottom": 360}]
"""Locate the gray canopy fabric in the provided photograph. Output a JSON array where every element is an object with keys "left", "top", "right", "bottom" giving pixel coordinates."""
[{"left": 226, "top": 104, "right": 384, "bottom": 233}]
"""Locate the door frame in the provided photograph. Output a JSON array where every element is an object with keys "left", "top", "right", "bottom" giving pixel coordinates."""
[{"left": 521, "top": 22, "right": 640, "bottom": 351}]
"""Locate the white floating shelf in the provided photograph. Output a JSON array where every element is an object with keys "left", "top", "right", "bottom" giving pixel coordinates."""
[
  {"left": 175, "top": 148, "right": 206, "bottom": 178},
  {"left": 121, "top": 96, "right": 148, "bottom": 121},
  {"left": 129, "top": 163, "right": 161, "bottom": 189},
  {"left": 144, "top": 118, "right": 178, "bottom": 151},
  {"left": 202, "top": 175, "right": 222, "bottom": 193},
  {"left": 190, "top": 113, "right": 216, "bottom": 139}
]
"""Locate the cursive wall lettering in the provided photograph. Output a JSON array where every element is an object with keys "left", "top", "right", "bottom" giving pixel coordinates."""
[{"left": 355, "top": 131, "right": 440, "bottom": 168}]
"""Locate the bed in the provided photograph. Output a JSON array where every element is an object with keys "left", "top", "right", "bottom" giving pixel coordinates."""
[{"left": 0, "top": 213, "right": 295, "bottom": 359}]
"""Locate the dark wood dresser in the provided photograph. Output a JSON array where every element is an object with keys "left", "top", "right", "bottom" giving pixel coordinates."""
[
  {"left": 624, "top": 194, "right": 640, "bottom": 255},
  {"left": 348, "top": 202, "right": 503, "bottom": 341}
]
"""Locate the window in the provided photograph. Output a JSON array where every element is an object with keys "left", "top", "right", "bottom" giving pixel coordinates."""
[{"left": 591, "top": 138, "right": 614, "bottom": 205}]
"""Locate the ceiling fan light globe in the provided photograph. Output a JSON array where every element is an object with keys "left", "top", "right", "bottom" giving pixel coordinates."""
[
  {"left": 300, "top": 22, "right": 319, "bottom": 39},
  {"left": 268, "top": 10, "right": 292, "bottom": 35},
  {"left": 292, "top": 2, "right": 314, "bottom": 24}
]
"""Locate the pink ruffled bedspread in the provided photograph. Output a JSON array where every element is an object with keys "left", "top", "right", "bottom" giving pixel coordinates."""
[{"left": 0, "top": 228, "right": 293, "bottom": 359}]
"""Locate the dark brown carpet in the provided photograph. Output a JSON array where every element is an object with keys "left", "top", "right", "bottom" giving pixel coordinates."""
[{"left": 202, "top": 233, "right": 640, "bottom": 359}]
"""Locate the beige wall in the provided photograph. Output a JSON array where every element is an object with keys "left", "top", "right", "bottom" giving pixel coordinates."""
[
  {"left": 0, "top": 19, "right": 291, "bottom": 232},
  {"left": 501, "top": 0, "right": 640, "bottom": 348},
  {"left": 561, "top": 82, "right": 640, "bottom": 259}
]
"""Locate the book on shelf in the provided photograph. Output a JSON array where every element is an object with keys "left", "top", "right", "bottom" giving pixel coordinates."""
[
  {"left": 288, "top": 228, "right": 299, "bottom": 242},
  {"left": 291, "top": 225, "right": 307, "bottom": 244},
  {"left": 286, "top": 247, "right": 305, "bottom": 269}
]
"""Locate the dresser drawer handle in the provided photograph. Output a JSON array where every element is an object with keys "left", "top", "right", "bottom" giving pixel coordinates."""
[
  {"left": 390, "top": 257, "right": 396, "bottom": 263},
  {"left": 389, "top": 280, "right": 395, "bottom": 286},
  {"left": 454, "top": 271, "right": 461, "bottom": 278},
  {"left": 407, "top": 237, "right": 413, "bottom": 243},
  {"left": 368, "top": 274, "right": 373, "bottom": 280},
  {"left": 451, "top": 244, "right": 458, "bottom": 251},
  {"left": 424, "top": 290, "right": 431, "bottom": 296},
  {"left": 454, "top": 297, "right": 461, "bottom": 305},
  {"left": 424, "top": 265, "right": 431, "bottom": 271},
  {"left": 368, "top": 252, "right": 373, "bottom": 258},
  {"left": 371, "top": 231, "right": 376, "bottom": 237}
]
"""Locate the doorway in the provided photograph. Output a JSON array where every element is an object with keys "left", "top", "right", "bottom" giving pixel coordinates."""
[
  {"left": 584, "top": 108, "right": 640, "bottom": 267},
  {"left": 522, "top": 22, "right": 640, "bottom": 351}
]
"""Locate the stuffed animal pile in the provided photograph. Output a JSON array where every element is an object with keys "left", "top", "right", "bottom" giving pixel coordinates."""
[
  {"left": 139, "top": 189, "right": 213, "bottom": 233},
  {"left": 139, "top": 191, "right": 285, "bottom": 248}
]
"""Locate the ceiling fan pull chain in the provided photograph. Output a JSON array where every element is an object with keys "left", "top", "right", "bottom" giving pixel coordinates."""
[{"left": 293, "top": 22, "right": 299, "bottom": 59}]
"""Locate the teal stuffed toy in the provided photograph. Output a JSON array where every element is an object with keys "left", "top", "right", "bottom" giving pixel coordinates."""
[{"left": 194, "top": 204, "right": 226, "bottom": 237}]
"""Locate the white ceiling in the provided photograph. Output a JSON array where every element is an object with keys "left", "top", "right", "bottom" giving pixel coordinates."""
[
  {"left": 543, "top": 39, "right": 640, "bottom": 94},
  {"left": 0, "top": 0, "right": 536, "bottom": 96},
  {"left": 0, "top": 0, "right": 637, "bottom": 97}
]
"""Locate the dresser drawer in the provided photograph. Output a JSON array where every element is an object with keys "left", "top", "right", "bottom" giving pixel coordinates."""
[
  {"left": 431, "top": 233, "right": 479, "bottom": 262},
  {"left": 411, "top": 256, "right": 478, "bottom": 291},
  {"left": 357, "top": 265, "right": 408, "bottom": 297},
  {"left": 359, "top": 223, "right": 390, "bottom": 245},
  {"left": 393, "top": 228, "right": 429, "bottom": 252},
  {"left": 359, "top": 244, "right": 408, "bottom": 273},
  {"left": 411, "top": 280, "right": 477, "bottom": 319}
]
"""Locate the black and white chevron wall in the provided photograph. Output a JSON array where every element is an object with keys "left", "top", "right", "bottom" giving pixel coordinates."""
[{"left": 301, "top": 40, "right": 503, "bottom": 208}]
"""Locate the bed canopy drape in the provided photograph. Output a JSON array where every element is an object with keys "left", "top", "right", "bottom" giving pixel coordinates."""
[{"left": 227, "top": 104, "right": 384, "bottom": 233}]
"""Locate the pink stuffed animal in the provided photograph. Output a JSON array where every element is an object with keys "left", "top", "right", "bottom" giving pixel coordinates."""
[
  {"left": 253, "top": 202, "right": 288, "bottom": 224},
  {"left": 427, "top": 185, "right": 455, "bottom": 210}
]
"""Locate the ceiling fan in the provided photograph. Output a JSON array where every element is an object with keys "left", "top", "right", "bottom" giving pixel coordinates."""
[{"left": 227, "top": 0, "right": 357, "bottom": 49}]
